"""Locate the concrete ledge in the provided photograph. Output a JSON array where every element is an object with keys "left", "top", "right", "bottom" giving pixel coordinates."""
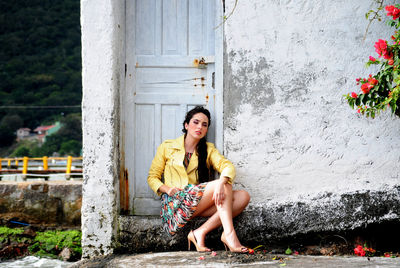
[
  {"left": 117, "top": 186, "right": 400, "bottom": 252},
  {"left": 71, "top": 252, "right": 400, "bottom": 268},
  {"left": 0, "top": 181, "right": 82, "bottom": 227}
]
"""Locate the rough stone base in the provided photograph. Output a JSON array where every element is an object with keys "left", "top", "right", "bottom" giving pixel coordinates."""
[
  {"left": 117, "top": 186, "right": 400, "bottom": 253},
  {"left": 0, "top": 181, "right": 82, "bottom": 227}
]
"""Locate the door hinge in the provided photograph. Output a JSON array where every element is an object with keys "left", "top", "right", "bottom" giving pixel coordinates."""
[
  {"left": 212, "top": 72, "right": 215, "bottom": 89},
  {"left": 125, "top": 64, "right": 127, "bottom": 77}
]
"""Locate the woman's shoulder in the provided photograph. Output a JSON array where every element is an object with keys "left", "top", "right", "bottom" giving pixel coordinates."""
[
  {"left": 206, "top": 141, "right": 217, "bottom": 150},
  {"left": 160, "top": 135, "right": 184, "bottom": 149}
]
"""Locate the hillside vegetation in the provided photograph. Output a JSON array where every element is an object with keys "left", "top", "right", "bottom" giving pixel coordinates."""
[{"left": 0, "top": 0, "right": 81, "bottom": 155}]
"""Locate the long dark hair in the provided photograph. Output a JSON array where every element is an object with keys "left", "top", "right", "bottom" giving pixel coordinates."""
[{"left": 182, "top": 106, "right": 212, "bottom": 183}]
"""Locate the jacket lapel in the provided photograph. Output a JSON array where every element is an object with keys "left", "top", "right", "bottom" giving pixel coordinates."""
[
  {"left": 186, "top": 152, "right": 198, "bottom": 175},
  {"left": 171, "top": 135, "right": 188, "bottom": 180}
]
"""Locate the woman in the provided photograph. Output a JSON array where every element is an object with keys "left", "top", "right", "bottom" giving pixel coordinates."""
[{"left": 147, "top": 106, "right": 250, "bottom": 253}]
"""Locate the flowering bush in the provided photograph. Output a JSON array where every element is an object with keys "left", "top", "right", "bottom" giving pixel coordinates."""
[
  {"left": 345, "top": 4, "right": 400, "bottom": 118},
  {"left": 354, "top": 244, "right": 376, "bottom": 257}
]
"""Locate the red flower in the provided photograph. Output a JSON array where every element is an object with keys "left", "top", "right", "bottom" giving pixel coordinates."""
[
  {"left": 351, "top": 92, "right": 358, "bottom": 98},
  {"left": 386, "top": 5, "right": 400, "bottom": 20},
  {"left": 384, "top": 52, "right": 394, "bottom": 60},
  {"left": 374, "top": 39, "right": 393, "bottom": 59},
  {"left": 248, "top": 248, "right": 255, "bottom": 255},
  {"left": 375, "top": 39, "right": 387, "bottom": 54},
  {"left": 368, "top": 77, "right": 378, "bottom": 85},
  {"left": 369, "top": 56, "right": 376, "bottom": 62},
  {"left": 384, "top": 253, "right": 391, "bottom": 257},
  {"left": 361, "top": 83, "right": 373, "bottom": 94},
  {"left": 199, "top": 256, "right": 205, "bottom": 260},
  {"left": 389, "top": 59, "right": 394, "bottom": 65},
  {"left": 354, "top": 245, "right": 366, "bottom": 256},
  {"left": 356, "top": 78, "right": 361, "bottom": 82}
]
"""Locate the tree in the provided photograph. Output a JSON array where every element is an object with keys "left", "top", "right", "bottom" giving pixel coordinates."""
[{"left": 0, "top": 114, "right": 23, "bottom": 147}]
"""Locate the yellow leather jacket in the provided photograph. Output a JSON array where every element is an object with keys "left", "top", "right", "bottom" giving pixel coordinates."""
[{"left": 147, "top": 135, "right": 236, "bottom": 196}]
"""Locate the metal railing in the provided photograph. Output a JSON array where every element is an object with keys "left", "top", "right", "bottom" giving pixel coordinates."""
[{"left": 0, "top": 156, "right": 83, "bottom": 180}]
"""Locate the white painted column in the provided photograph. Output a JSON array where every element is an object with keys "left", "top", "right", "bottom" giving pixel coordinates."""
[{"left": 81, "top": 0, "right": 125, "bottom": 258}]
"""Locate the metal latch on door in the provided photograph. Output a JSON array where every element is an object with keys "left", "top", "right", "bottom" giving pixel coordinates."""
[{"left": 193, "top": 56, "right": 215, "bottom": 69}]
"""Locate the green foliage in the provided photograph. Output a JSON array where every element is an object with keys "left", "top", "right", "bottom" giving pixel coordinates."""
[
  {"left": 0, "top": 226, "right": 24, "bottom": 243},
  {"left": 10, "top": 145, "right": 31, "bottom": 157},
  {"left": 285, "top": 247, "right": 293, "bottom": 255},
  {"left": 345, "top": 3, "right": 400, "bottom": 118},
  {"left": 0, "top": 114, "right": 23, "bottom": 147},
  {"left": 0, "top": 0, "right": 82, "bottom": 147},
  {"left": 29, "top": 230, "right": 82, "bottom": 258},
  {"left": 60, "top": 140, "right": 81, "bottom": 156}
]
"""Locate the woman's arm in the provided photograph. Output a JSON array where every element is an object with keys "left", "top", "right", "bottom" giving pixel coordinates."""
[
  {"left": 212, "top": 176, "right": 229, "bottom": 206},
  {"left": 208, "top": 144, "right": 236, "bottom": 184},
  {"left": 207, "top": 144, "right": 236, "bottom": 205},
  {"left": 147, "top": 143, "right": 167, "bottom": 195}
]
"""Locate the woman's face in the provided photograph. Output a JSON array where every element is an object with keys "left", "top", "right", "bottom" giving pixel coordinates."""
[{"left": 185, "top": 112, "right": 209, "bottom": 140}]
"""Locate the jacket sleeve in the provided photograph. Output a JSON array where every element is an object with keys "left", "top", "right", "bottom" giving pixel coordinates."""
[
  {"left": 208, "top": 144, "right": 236, "bottom": 184},
  {"left": 147, "top": 142, "right": 166, "bottom": 195}
]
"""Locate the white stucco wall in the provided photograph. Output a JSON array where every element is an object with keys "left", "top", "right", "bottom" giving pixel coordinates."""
[
  {"left": 81, "top": 0, "right": 124, "bottom": 258},
  {"left": 81, "top": 0, "right": 400, "bottom": 257},
  {"left": 224, "top": 0, "right": 400, "bottom": 204}
]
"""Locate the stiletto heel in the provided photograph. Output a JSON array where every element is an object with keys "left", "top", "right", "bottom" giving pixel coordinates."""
[
  {"left": 221, "top": 232, "right": 249, "bottom": 254},
  {"left": 187, "top": 230, "right": 211, "bottom": 252}
]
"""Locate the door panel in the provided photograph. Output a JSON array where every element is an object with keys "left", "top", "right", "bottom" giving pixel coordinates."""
[{"left": 126, "top": 0, "right": 216, "bottom": 215}]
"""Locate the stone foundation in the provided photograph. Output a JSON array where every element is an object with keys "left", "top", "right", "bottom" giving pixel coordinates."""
[
  {"left": 117, "top": 186, "right": 400, "bottom": 253},
  {"left": 0, "top": 181, "right": 82, "bottom": 227}
]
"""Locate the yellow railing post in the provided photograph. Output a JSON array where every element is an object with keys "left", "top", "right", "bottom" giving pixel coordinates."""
[
  {"left": 15, "top": 159, "right": 19, "bottom": 167},
  {"left": 22, "top": 157, "right": 28, "bottom": 180},
  {"left": 43, "top": 156, "right": 48, "bottom": 170},
  {"left": 0, "top": 158, "right": 2, "bottom": 171},
  {"left": 7, "top": 159, "right": 11, "bottom": 168},
  {"left": 66, "top": 156, "right": 72, "bottom": 179}
]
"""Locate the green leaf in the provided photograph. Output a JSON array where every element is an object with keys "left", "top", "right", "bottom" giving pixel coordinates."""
[
  {"left": 285, "top": 247, "right": 293, "bottom": 255},
  {"left": 355, "top": 97, "right": 361, "bottom": 106}
]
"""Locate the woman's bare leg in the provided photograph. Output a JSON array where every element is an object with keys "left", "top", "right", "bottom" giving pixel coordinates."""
[{"left": 190, "top": 180, "right": 250, "bottom": 249}]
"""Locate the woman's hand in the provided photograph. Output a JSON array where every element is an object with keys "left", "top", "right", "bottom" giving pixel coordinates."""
[
  {"left": 212, "top": 177, "right": 228, "bottom": 206},
  {"left": 158, "top": 185, "right": 181, "bottom": 196},
  {"left": 166, "top": 187, "right": 181, "bottom": 196}
]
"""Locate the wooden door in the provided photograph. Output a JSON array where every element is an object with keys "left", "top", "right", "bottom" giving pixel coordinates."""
[{"left": 124, "top": 0, "right": 220, "bottom": 215}]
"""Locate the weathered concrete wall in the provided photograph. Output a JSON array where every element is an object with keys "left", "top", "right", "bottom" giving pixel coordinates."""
[
  {"left": 82, "top": 0, "right": 400, "bottom": 257},
  {"left": 0, "top": 181, "right": 81, "bottom": 227},
  {"left": 223, "top": 0, "right": 400, "bottom": 228},
  {"left": 81, "top": 0, "right": 124, "bottom": 258}
]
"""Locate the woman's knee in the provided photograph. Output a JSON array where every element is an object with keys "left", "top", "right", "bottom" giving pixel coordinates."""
[{"left": 236, "top": 190, "right": 250, "bottom": 206}]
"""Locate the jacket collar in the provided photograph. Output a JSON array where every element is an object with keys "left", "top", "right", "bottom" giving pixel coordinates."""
[{"left": 171, "top": 135, "right": 185, "bottom": 150}]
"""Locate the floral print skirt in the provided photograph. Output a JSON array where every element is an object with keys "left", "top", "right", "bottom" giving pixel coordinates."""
[{"left": 160, "top": 183, "right": 207, "bottom": 236}]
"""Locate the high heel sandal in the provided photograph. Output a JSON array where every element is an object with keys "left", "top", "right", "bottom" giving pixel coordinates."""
[
  {"left": 221, "top": 232, "right": 250, "bottom": 253},
  {"left": 187, "top": 230, "right": 211, "bottom": 252}
]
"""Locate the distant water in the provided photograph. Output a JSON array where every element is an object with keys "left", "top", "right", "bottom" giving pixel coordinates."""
[{"left": 0, "top": 256, "right": 74, "bottom": 268}]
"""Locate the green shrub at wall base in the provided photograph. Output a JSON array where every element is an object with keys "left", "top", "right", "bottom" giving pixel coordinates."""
[{"left": 0, "top": 226, "right": 81, "bottom": 260}]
